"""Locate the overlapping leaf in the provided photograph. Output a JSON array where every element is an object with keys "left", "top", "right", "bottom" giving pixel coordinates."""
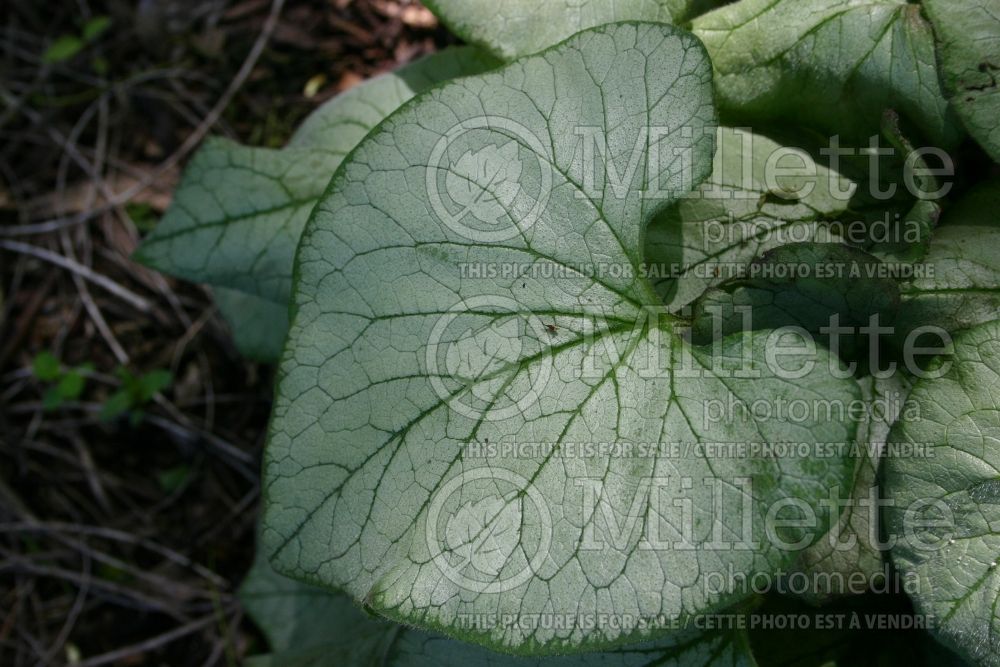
[
  {"left": 895, "top": 180, "right": 1000, "bottom": 342},
  {"left": 687, "top": 243, "right": 910, "bottom": 602},
  {"left": 924, "top": 0, "right": 1000, "bottom": 162},
  {"left": 691, "top": 0, "right": 963, "bottom": 148},
  {"left": 422, "top": 0, "right": 726, "bottom": 61},
  {"left": 645, "top": 128, "right": 856, "bottom": 309},
  {"left": 885, "top": 319, "right": 1000, "bottom": 667},
  {"left": 792, "top": 373, "right": 911, "bottom": 603},
  {"left": 688, "top": 243, "right": 899, "bottom": 355},
  {"left": 213, "top": 288, "right": 289, "bottom": 363}
]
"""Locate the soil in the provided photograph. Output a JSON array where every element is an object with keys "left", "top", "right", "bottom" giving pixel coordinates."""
[{"left": 0, "top": 1, "right": 454, "bottom": 664}]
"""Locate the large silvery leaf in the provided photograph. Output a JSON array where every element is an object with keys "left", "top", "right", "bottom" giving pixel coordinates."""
[
  {"left": 923, "top": 0, "right": 1000, "bottom": 163},
  {"left": 895, "top": 180, "right": 1000, "bottom": 340},
  {"left": 645, "top": 128, "right": 855, "bottom": 309},
  {"left": 691, "top": 0, "right": 962, "bottom": 148},
  {"left": 885, "top": 319, "right": 1000, "bottom": 667},
  {"left": 134, "top": 48, "right": 497, "bottom": 305},
  {"left": 241, "top": 548, "right": 757, "bottom": 667},
  {"left": 264, "top": 23, "right": 859, "bottom": 653},
  {"left": 422, "top": 0, "right": 725, "bottom": 61}
]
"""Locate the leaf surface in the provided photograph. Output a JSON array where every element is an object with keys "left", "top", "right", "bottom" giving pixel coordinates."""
[
  {"left": 688, "top": 243, "right": 900, "bottom": 352},
  {"left": 264, "top": 23, "right": 859, "bottom": 653},
  {"left": 791, "top": 374, "right": 910, "bottom": 602},
  {"left": 691, "top": 0, "right": 962, "bottom": 148},
  {"left": 895, "top": 180, "right": 1000, "bottom": 341},
  {"left": 240, "top": 548, "right": 757, "bottom": 666},
  {"left": 214, "top": 288, "right": 289, "bottom": 363},
  {"left": 885, "top": 319, "right": 1000, "bottom": 667},
  {"left": 687, "top": 243, "right": 909, "bottom": 601},
  {"left": 924, "top": 0, "right": 1000, "bottom": 162},
  {"left": 422, "top": 0, "right": 725, "bottom": 60},
  {"left": 644, "top": 128, "right": 855, "bottom": 309}
]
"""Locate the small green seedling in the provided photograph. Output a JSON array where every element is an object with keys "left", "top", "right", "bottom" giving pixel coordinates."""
[
  {"left": 100, "top": 367, "right": 172, "bottom": 426},
  {"left": 32, "top": 351, "right": 92, "bottom": 411},
  {"left": 42, "top": 15, "right": 111, "bottom": 65}
]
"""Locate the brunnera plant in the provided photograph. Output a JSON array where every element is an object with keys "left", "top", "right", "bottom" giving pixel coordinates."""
[{"left": 135, "top": 1, "right": 1000, "bottom": 666}]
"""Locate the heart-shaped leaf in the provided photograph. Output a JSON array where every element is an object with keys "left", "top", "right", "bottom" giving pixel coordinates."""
[{"left": 263, "top": 23, "right": 860, "bottom": 654}]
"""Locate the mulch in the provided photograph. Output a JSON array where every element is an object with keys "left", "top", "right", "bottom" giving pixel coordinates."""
[{"left": 0, "top": 1, "right": 454, "bottom": 664}]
